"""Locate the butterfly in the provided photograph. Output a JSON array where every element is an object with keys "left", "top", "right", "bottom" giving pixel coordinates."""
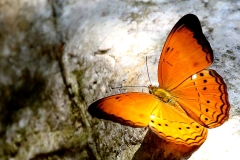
[{"left": 88, "top": 14, "right": 230, "bottom": 146}]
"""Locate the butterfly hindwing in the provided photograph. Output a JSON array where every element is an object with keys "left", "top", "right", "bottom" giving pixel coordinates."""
[
  {"left": 170, "top": 69, "right": 230, "bottom": 128},
  {"left": 149, "top": 101, "right": 208, "bottom": 146}
]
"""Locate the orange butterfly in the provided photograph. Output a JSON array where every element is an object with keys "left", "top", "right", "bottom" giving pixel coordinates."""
[{"left": 88, "top": 14, "right": 230, "bottom": 146}]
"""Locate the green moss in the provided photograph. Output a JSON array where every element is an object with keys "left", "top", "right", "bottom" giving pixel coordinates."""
[
  {"left": 133, "top": 1, "right": 156, "bottom": 7},
  {"left": 29, "top": 130, "right": 86, "bottom": 159},
  {"left": 226, "top": 50, "right": 233, "bottom": 54},
  {"left": 221, "top": 51, "right": 236, "bottom": 61},
  {"left": 71, "top": 69, "right": 85, "bottom": 98},
  {"left": 233, "top": 106, "right": 240, "bottom": 116}
]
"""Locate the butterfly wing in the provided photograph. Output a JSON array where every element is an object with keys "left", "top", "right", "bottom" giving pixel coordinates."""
[
  {"left": 88, "top": 14, "right": 228, "bottom": 148},
  {"left": 157, "top": 14, "right": 229, "bottom": 128},
  {"left": 149, "top": 100, "right": 208, "bottom": 146},
  {"left": 158, "top": 14, "right": 213, "bottom": 90},
  {"left": 89, "top": 92, "right": 208, "bottom": 146},
  {"left": 170, "top": 69, "right": 230, "bottom": 128},
  {"left": 88, "top": 92, "right": 160, "bottom": 127}
]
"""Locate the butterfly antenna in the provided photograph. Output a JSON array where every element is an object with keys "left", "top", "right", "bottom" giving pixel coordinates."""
[
  {"left": 146, "top": 56, "right": 152, "bottom": 85},
  {"left": 111, "top": 85, "right": 148, "bottom": 89}
]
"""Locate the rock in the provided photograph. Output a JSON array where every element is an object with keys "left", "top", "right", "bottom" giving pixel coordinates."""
[{"left": 0, "top": 0, "right": 239, "bottom": 159}]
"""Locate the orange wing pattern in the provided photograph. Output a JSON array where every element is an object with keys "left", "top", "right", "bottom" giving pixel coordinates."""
[
  {"left": 158, "top": 14, "right": 213, "bottom": 90},
  {"left": 89, "top": 92, "right": 208, "bottom": 146},
  {"left": 149, "top": 101, "right": 208, "bottom": 146},
  {"left": 88, "top": 14, "right": 230, "bottom": 147},
  {"left": 88, "top": 93, "right": 159, "bottom": 127},
  {"left": 170, "top": 69, "right": 230, "bottom": 128}
]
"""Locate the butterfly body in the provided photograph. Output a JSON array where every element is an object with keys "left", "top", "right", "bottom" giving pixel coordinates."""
[
  {"left": 88, "top": 14, "right": 230, "bottom": 147},
  {"left": 149, "top": 85, "right": 174, "bottom": 103}
]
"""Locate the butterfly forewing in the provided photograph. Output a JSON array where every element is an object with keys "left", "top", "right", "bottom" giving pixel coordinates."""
[
  {"left": 88, "top": 93, "right": 159, "bottom": 127},
  {"left": 158, "top": 14, "right": 213, "bottom": 90}
]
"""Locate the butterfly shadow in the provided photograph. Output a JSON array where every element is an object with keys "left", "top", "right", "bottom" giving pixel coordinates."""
[{"left": 132, "top": 129, "right": 201, "bottom": 160}]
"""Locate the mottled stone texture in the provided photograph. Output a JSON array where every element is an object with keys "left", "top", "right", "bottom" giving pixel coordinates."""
[{"left": 0, "top": 0, "right": 240, "bottom": 160}]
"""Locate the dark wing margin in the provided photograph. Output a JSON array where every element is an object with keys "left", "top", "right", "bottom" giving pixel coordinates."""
[{"left": 158, "top": 14, "right": 213, "bottom": 90}]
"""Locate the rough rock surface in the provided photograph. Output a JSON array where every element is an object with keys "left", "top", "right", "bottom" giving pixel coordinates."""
[{"left": 0, "top": 0, "right": 239, "bottom": 159}]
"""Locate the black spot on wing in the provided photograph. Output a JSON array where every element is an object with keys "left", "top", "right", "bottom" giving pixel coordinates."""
[
  {"left": 166, "top": 47, "right": 170, "bottom": 52},
  {"left": 193, "top": 62, "right": 198, "bottom": 67},
  {"left": 115, "top": 96, "right": 121, "bottom": 99}
]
